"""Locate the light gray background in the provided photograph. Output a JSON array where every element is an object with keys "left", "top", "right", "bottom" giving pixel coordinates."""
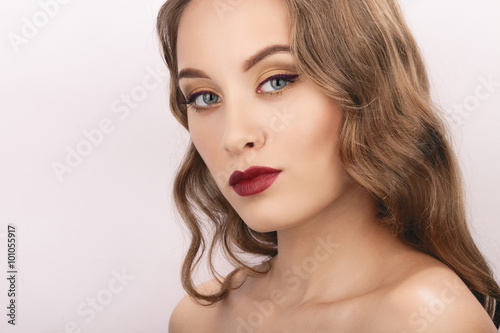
[{"left": 0, "top": 0, "right": 498, "bottom": 332}]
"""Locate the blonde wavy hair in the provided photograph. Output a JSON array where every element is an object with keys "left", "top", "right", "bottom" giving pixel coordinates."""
[{"left": 157, "top": 0, "right": 500, "bottom": 326}]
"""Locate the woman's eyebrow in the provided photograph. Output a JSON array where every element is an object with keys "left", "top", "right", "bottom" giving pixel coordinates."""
[
  {"left": 178, "top": 68, "right": 210, "bottom": 81},
  {"left": 178, "top": 44, "right": 291, "bottom": 81},
  {"left": 242, "top": 44, "right": 291, "bottom": 72}
]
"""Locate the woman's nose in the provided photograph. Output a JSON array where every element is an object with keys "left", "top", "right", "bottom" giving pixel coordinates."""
[{"left": 221, "top": 98, "right": 265, "bottom": 155}]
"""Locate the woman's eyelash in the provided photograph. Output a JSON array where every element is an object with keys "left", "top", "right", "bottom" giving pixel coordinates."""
[
  {"left": 178, "top": 90, "right": 212, "bottom": 106},
  {"left": 258, "top": 73, "right": 300, "bottom": 90}
]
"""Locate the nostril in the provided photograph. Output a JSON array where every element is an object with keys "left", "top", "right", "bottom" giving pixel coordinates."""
[{"left": 246, "top": 142, "right": 254, "bottom": 148}]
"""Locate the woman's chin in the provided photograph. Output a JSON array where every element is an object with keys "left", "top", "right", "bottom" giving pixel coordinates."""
[{"left": 243, "top": 220, "right": 278, "bottom": 234}]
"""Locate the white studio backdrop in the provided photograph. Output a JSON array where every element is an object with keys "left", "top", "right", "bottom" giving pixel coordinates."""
[{"left": 0, "top": 0, "right": 498, "bottom": 332}]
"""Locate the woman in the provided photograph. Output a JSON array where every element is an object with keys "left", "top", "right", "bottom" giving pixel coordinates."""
[{"left": 157, "top": 0, "right": 500, "bottom": 331}]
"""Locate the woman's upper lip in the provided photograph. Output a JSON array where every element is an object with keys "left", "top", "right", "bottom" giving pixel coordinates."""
[{"left": 229, "top": 166, "right": 282, "bottom": 186}]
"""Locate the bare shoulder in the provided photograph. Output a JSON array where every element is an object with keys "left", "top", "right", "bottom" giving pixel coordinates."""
[
  {"left": 168, "top": 278, "right": 223, "bottom": 333},
  {"left": 168, "top": 265, "right": 264, "bottom": 333},
  {"left": 370, "top": 254, "right": 497, "bottom": 333}
]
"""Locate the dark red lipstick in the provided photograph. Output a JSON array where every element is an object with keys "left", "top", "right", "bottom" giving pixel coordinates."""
[{"left": 229, "top": 166, "right": 282, "bottom": 197}]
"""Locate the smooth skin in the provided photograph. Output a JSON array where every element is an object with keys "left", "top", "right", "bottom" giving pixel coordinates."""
[{"left": 170, "top": 0, "right": 498, "bottom": 332}]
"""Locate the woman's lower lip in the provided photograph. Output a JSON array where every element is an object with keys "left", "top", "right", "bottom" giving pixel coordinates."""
[{"left": 232, "top": 172, "right": 281, "bottom": 197}]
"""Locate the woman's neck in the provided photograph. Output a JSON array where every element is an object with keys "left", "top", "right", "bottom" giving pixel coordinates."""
[{"left": 266, "top": 184, "right": 411, "bottom": 305}]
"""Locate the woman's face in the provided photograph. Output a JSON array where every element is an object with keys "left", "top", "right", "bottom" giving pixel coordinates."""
[{"left": 177, "top": 0, "right": 356, "bottom": 232}]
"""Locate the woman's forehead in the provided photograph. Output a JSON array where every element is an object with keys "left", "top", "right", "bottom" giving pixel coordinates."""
[{"left": 176, "top": 0, "right": 290, "bottom": 70}]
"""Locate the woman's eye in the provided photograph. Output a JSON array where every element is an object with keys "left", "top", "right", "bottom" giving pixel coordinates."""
[
  {"left": 192, "top": 92, "right": 220, "bottom": 107},
  {"left": 259, "top": 74, "right": 299, "bottom": 93},
  {"left": 261, "top": 78, "right": 288, "bottom": 92}
]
